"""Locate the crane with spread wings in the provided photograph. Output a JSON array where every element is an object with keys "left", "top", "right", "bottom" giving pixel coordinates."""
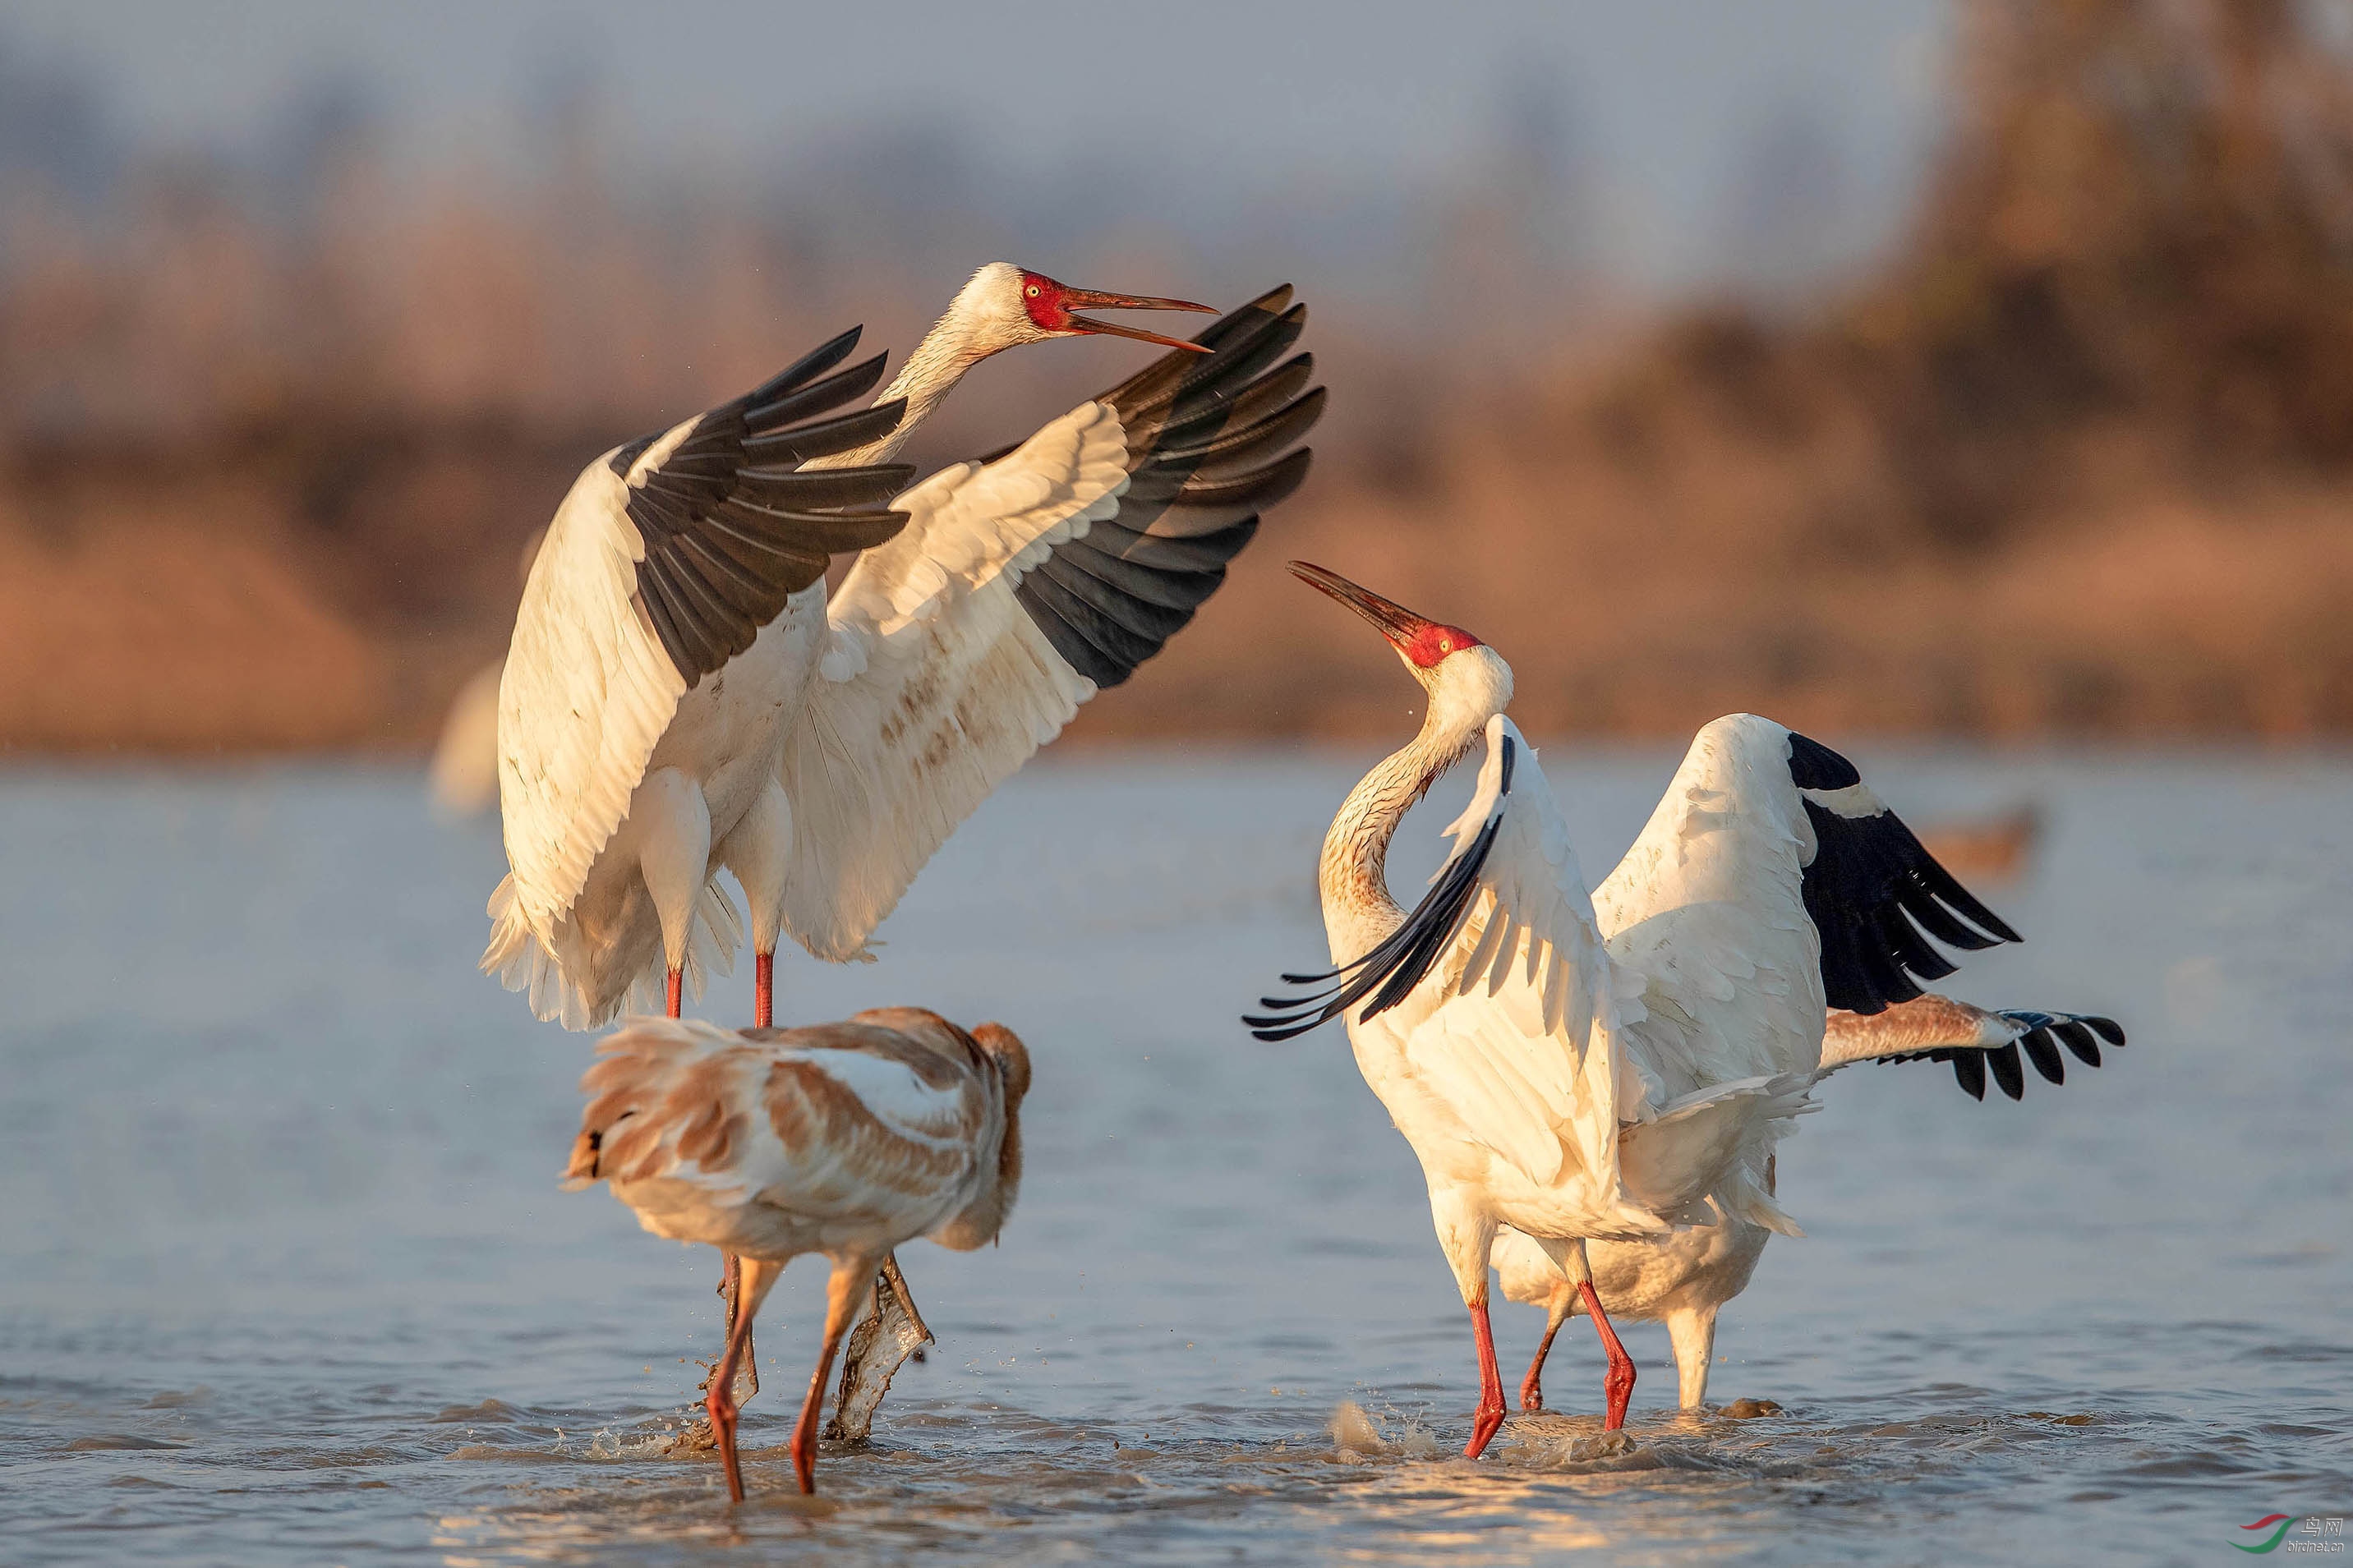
[{"left": 1248, "top": 563, "right": 2041, "bottom": 1455}]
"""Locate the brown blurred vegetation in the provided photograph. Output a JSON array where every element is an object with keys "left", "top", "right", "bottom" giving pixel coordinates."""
[{"left": 7, "top": 0, "right": 2353, "bottom": 753}]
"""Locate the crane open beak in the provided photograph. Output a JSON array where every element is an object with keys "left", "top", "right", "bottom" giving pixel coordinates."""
[
  {"left": 1289, "top": 561, "right": 1436, "bottom": 650},
  {"left": 1061, "top": 287, "right": 1218, "bottom": 353}
]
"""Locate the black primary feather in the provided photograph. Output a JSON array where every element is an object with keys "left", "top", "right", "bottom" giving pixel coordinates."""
[
  {"left": 1004, "top": 288, "right": 1322, "bottom": 690},
  {"left": 1246, "top": 737, "right": 1517, "bottom": 1042},
  {"left": 1878, "top": 1009, "right": 2125, "bottom": 1102},
  {"left": 1787, "top": 730, "right": 2022, "bottom": 1014},
  {"left": 607, "top": 331, "right": 914, "bottom": 687}
]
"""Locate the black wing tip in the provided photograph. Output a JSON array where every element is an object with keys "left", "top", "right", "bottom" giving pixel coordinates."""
[
  {"left": 1910, "top": 1009, "right": 2126, "bottom": 1103},
  {"left": 2018, "top": 1009, "right": 2125, "bottom": 1064},
  {"left": 1209, "top": 286, "right": 1300, "bottom": 338},
  {"left": 743, "top": 352, "right": 890, "bottom": 434},
  {"left": 743, "top": 400, "right": 909, "bottom": 465},
  {"left": 1101, "top": 285, "right": 1310, "bottom": 418},
  {"left": 1987, "top": 1042, "right": 2026, "bottom": 1100},
  {"left": 1254, "top": 443, "right": 1316, "bottom": 496},
  {"left": 806, "top": 323, "right": 863, "bottom": 361},
  {"left": 1951, "top": 1051, "right": 1988, "bottom": 1100},
  {"left": 1247, "top": 732, "right": 1514, "bottom": 1041},
  {"left": 1786, "top": 731, "right": 1862, "bottom": 791},
  {"left": 1803, "top": 789, "right": 2022, "bottom": 1012},
  {"left": 620, "top": 331, "right": 907, "bottom": 686},
  {"left": 1786, "top": 726, "right": 2022, "bottom": 964},
  {"left": 1931, "top": 868, "right": 2023, "bottom": 945},
  {"left": 729, "top": 324, "right": 867, "bottom": 412},
  {"left": 1153, "top": 446, "right": 1312, "bottom": 516},
  {"left": 606, "top": 431, "right": 658, "bottom": 477},
  {"left": 2019, "top": 1028, "right": 2067, "bottom": 1083},
  {"left": 1012, "top": 458, "right": 1297, "bottom": 690},
  {"left": 1243, "top": 1000, "right": 1328, "bottom": 1042}
]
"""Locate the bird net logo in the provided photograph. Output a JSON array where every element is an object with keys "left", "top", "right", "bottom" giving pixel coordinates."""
[{"left": 2233, "top": 1515, "right": 2345, "bottom": 1554}]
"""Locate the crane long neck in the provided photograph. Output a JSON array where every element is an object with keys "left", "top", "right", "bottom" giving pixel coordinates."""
[
  {"left": 1319, "top": 699, "right": 1476, "bottom": 959},
  {"left": 803, "top": 301, "right": 997, "bottom": 472}
]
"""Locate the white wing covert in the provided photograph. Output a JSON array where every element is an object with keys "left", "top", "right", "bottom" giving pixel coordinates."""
[
  {"left": 776, "top": 290, "right": 1322, "bottom": 962},
  {"left": 1591, "top": 715, "right": 2024, "bottom": 1097},
  {"left": 1590, "top": 715, "right": 1835, "bottom": 1097},
  {"left": 493, "top": 329, "right": 914, "bottom": 944},
  {"left": 776, "top": 404, "right": 1130, "bottom": 960}
]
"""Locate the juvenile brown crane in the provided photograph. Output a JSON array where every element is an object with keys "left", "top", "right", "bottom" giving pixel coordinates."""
[{"left": 566, "top": 1008, "right": 1030, "bottom": 1499}]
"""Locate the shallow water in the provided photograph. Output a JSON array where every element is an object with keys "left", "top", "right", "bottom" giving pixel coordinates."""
[{"left": 2, "top": 747, "right": 2348, "bottom": 1566}]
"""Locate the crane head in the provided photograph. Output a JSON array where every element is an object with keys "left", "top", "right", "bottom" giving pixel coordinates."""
[
  {"left": 1015, "top": 268, "right": 1216, "bottom": 352},
  {"left": 1289, "top": 561, "right": 1484, "bottom": 670}
]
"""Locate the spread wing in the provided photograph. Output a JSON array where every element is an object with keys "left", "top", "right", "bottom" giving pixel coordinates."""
[
  {"left": 497, "top": 329, "right": 914, "bottom": 937},
  {"left": 1818, "top": 994, "right": 2125, "bottom": 1101},
  {"left": 1591, "top": 715, "right": 2022, "bottom": 1096},
  {"left": 776, "top": 289, "right": 1320, "bottom": 961},
  {"left": 1250, "top": 719, "right": 1646, "bottom": 1204},
  {"left": 997, "top": 286, "right": 1318, "bottom": 687}
]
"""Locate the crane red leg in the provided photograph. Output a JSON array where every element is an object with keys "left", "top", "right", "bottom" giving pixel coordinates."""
[
  {"left": 665, "top": 966, "right": 683, "bottom": 1019},
  {"left": 717, "top": 1253, "right": 757, "bottom": 1403},
  {"left": 1520, "top": 1312, "right": 1564, "bottom": 1413},
  {"left": 1465, "top": 1297, "right": 1508, "bottom": 1457},
  {"left": 1578, "top": 1281, "right": 1636, "bottom": 1430},
  {"left": 704, "top": 1270, "right": 762, "bottom": 1501},
  {"left": 790, "top": 1257, "right": 873, "bottom": 1493},
  {"left": 753, "top": 951, "right": 773, "bottom": 1030}
]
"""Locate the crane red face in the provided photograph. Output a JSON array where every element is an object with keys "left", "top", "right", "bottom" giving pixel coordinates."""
[
  {"left": 1289, "top": 561, "right": 1484, "bottom": 669},
  {"left": 1017, "top": 269, "right": 1217, "bottom": 352}
]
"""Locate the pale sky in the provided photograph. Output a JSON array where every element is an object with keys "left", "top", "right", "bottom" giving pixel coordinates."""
[{"left": 0, "top": 0, "right": 1951, "bottom": 291}]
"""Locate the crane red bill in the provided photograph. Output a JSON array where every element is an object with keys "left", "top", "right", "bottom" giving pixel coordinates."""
[
  {"left": 1287, "top": 560, "right": 1437, "bottom": 647},
  {"left": 1061, "top": 287, "right": 1218, "bottom": 352}
]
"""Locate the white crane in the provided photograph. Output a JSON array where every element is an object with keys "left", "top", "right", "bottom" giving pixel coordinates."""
[
  {"left": 486, "top": 268, "right": 1317, "bottom": 1424},
  {"left": 484, "top": 265, "right": 1317, "bottom": 1032},
  {"left": 1494, "top": 994, "right": 2125, "bottom": 1414},
  {"left": 720, "top": 278, "right": 1312, "bottom": 1396},
  {"left": 1246, "top": 563, "right": 2024, "bottom": 1456},
  {"left": 564, "top": 1006, "right": 1029, "bottom": 1500}
]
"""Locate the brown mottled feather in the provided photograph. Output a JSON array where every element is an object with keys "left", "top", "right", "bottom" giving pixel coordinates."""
[
  {"left": 564, "top": 1008, "right": 1033, "bottom": 1504},
  {"left": 932, "top": 1021, "right": 1030, "bottom": 1251},
  {"left": 564, "top": 1013, "right": 1030, "bottom": 1259},
  {"left": 765, "top": 1055, "right": 968, "bottom": 1198}
]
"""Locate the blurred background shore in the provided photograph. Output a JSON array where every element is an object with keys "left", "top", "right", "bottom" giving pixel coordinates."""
[{"left": 6, "top": 0, "right": 2353, "bottom": 753}]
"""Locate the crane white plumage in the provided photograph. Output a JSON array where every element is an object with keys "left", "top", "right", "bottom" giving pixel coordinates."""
[
  {"left": 486, "top": 269, "right": 1318, "bottom": 1440},
  {"left": 707, "top": 284, "right": 1315, "bottom": 1430},
  {"left": 1246, "top": 563, "right": 2024, "bottom": 1456},
  {"left": 483, "top": 266, "right": 1319, "bottom": 1032},
  {"left": 1494, "top": 993, "right": 2126, "bottom": 1414},
  {"left": 770, "top": 286, "right": 1319, "bottom": 969},
  {"left": 484, "top": 328, "right": 918, "bottom": 1028},
  {"left": 565, "top": 1007, "right": 1029, "bottom": 1500}
]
